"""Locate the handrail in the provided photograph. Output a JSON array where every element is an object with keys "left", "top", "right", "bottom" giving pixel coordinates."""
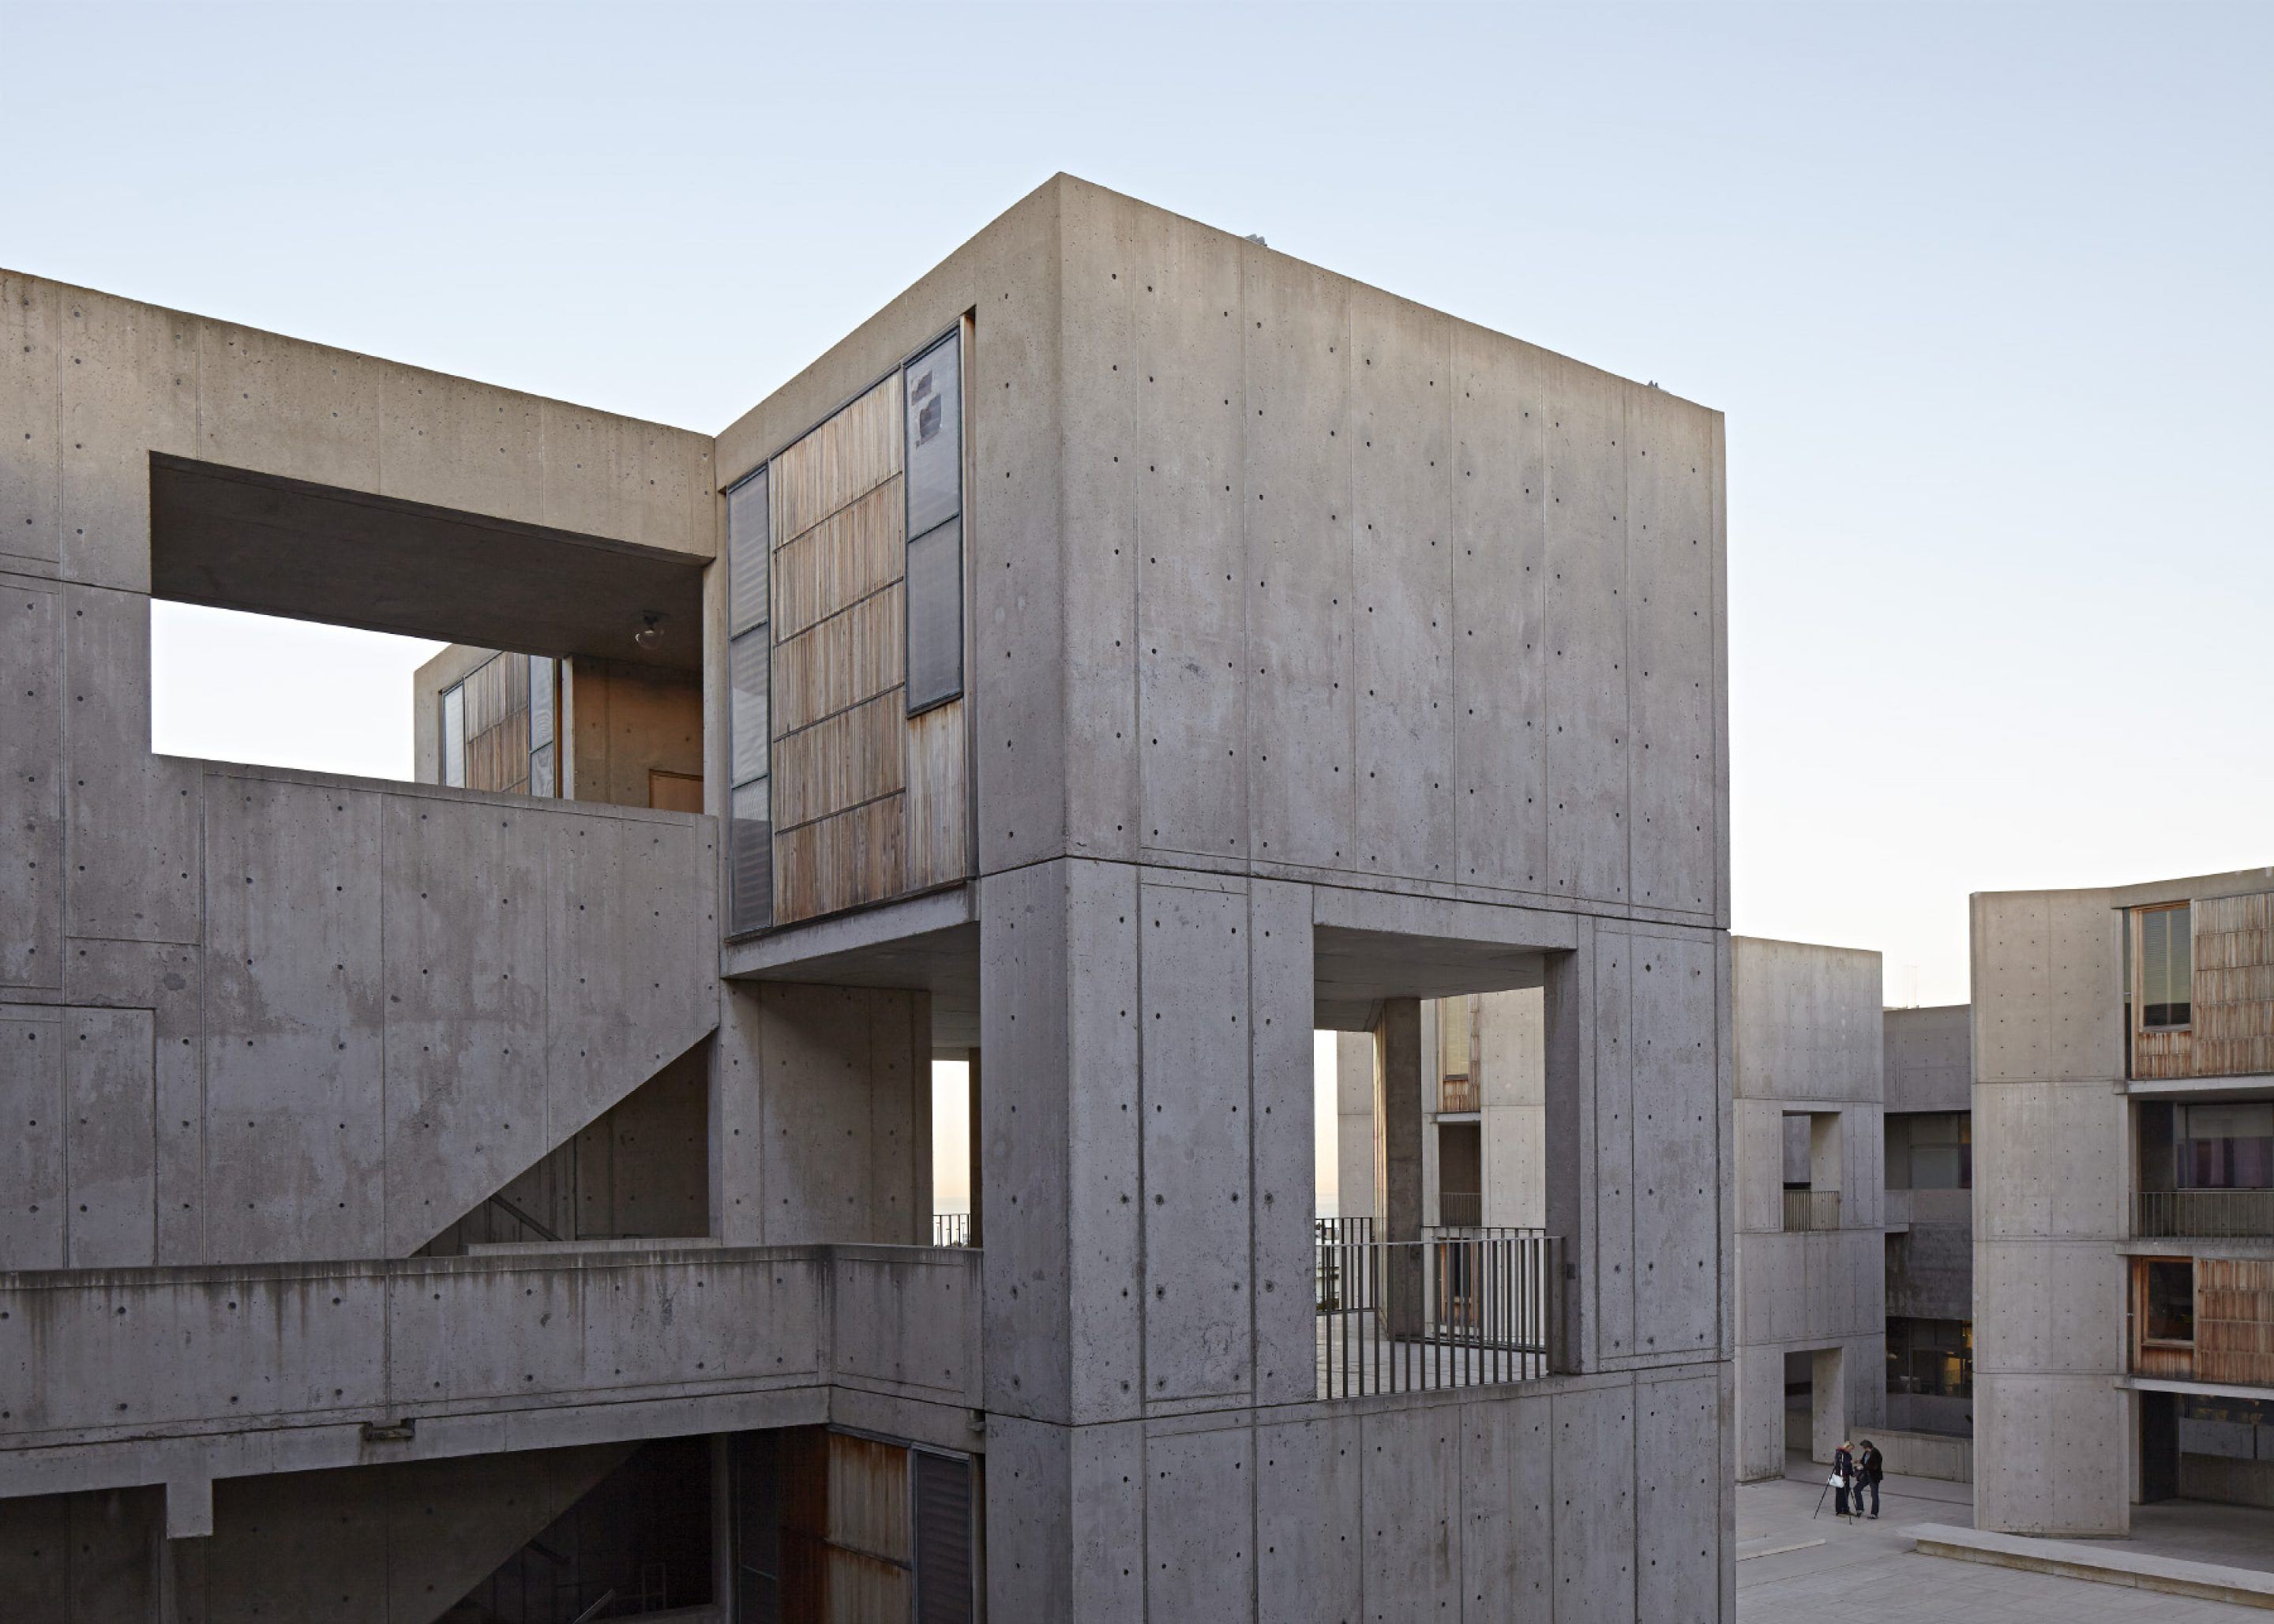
[
  {"left": 1314, "top": 1232, "right": 1557, "bottom": 1398},
  {"left": 1782, "top": 1189, "right": 1841, "bottom": 1232},
  {"left": 486, "top": 1191, "right": 563, "bottom": 1243},
  {"left": 2134, "top": 1188, "right": 2274, "bottom": 1238}
]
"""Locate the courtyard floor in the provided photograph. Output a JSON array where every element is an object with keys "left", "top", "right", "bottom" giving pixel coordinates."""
[{"left": 1737, "top": 1454, "right": 2272, "bottom": 1622}]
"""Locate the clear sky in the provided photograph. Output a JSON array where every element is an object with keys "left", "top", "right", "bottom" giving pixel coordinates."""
[{"left": 11, "top": 2, "right": 2269, "bottom": 1104}]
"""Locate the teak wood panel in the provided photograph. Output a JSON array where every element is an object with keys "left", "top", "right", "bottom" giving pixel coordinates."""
[
  {"left": 772, "top": 377, "right": 902, "bottom": 543},
  {"left": 904, "top": 698, "right": 969, "bottom": 891},
  {"left": 773, "top": 690, "right": 907, "bottom": 833},
  {"left": 775, "top": 796, "right": 906, "bottom": 923},
  {"left": 759, "top": 365, "right": 970, "bottom": 929},
  {"left": 462, "top": 651, "right": 529, "bottom": 795},
  {"left": 2197, "top": 1256, "right": 2274, "bottom": 1389},
  {"left": 2133, "top": 892, "right": 2274, "bottom": 1080},
  {"left": 772, "top": 583, "right": 906, "bottom": 737},
  {"left": 2192, "top": 892, "right": 2274, "bottom": 1078},
  {"left": 773, "top": 478, "right": 906, "bottom": 640}
]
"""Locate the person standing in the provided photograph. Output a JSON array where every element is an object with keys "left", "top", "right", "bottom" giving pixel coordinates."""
[
  {"left": 1833, "top": 1441, "right": 1856, "bottom": 1521},
  {"left": 1858, "top": 1439, "right": 1885, "bottom": 1519}
]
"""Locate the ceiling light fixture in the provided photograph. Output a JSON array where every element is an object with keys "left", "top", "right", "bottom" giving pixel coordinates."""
[{"left": 634, "top": 612, "right": 663, "bottom": 651}]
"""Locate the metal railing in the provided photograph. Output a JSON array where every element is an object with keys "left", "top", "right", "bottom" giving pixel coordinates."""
[
  {"left": 932, "top": 1212, "right": 971, "bottom": 1247},
  {"left": 1315, "top": 1217, "right": 1373, "bottom": 1308},
  {"left": 1315, "top": 1231, "right": 1557, "bottom": 1397},
  {"left": 2135, "top": 1189, "right": 2274, "bottom": 1239},
  {"left": 1782, "top": 1189, "right": 1841, "bottom": 1232}
]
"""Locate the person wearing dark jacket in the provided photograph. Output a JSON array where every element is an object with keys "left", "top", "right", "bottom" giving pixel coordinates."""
[
  {"left": 1833, "top": 1442, "right": 1856, "bottom": 1521},
  {"left": 1857, "top": 1440, "right": 1885, "bottom": 1518}
]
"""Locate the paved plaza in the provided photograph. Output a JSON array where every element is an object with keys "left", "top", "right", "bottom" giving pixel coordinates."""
[{"left": 1737, "top": 1457, "right": 2271, "bottom": 1622}]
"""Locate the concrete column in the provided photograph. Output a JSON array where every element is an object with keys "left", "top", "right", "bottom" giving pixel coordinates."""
[
  {"left": 1373, "top": 998, "right": 1426, "bottom": 1342},
  {"left": 1333, "top": 1031, "right": 1375, "bottom": 1223},
  {"left": 712, "top": 980, "right": 933, "bottom": 1246},
  {"left": 978, "top": 861, "right": 1315, "bottom": 1616},
  {"left": 1372, "top": 998, "right": 1424, "bottom": 1244},
  {"left": 1811, "top": 1346, "right": 1847, "bottom": 1464},
  {"left": 966, "top": 1047, "right": 983, "bottom": 1247}
]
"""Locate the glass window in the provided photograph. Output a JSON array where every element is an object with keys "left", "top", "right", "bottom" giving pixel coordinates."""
[
  {"left": 730, "top": 634, "right": 770, "bottom": 786},
  {"left": 730, "top": 778, "right": 772, "bottom": 936},
  {"left": 906, "top": 517, "right": 963, "bottom": 714},
  {"left": 527, "top": 655, "right": 556, "bottom": 797},
  {"left": 726, "top": 466, "right": 772, "bottom": 936},
  {"left": 1885, "top": 1317, "right": 1973, "bottom": 1397},
  {"left": 904, "top": 333, "right": 963, "bottom": 540},
  {"left": 2177, "top": 1101, "right": 2274, "bottom": 1190},
  {"left": 1908, "top": 1112, "right": 1973, "bottom": 1190},
  {"left": 2145, "top": 1258, "right": 2195, "bottom": 1342},
  {"left": 441, "top": 683, "right": 466, "bottom": 788},
  {"left": 728, "top": 471, "right": 770, "bottom": 637},
  {"left": 2140, "top": 904, "right": 2193, "bottom": 1030}
]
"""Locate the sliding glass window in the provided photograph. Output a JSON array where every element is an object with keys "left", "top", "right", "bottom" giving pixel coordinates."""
[
  {"left": 903, "top": 332, "right": 963, "bottom": 714},
  {"left": 726, "top": 467, "right": 773, "bottom": 935}
]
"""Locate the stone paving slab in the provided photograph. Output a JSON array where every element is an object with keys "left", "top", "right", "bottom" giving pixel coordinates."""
[
  {"left": 1736, "top": 1469, "right": 2267, "bottom": 1622},
  {"left": 1913, "top": 1523, "right": 2274, "bottom": 1611}
]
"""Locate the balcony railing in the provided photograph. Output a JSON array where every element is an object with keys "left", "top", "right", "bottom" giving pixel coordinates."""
[
  {"left": 2135, "top": 1189, "right": 2274, "bottom": 1239},
  {"left": 1314, "top": 1229, "right": 1557, "bottom": 1397},
  {"left": 1439, "top": 1075, "right": 1479, "bottom": 1114},
  {"left": 932, "top": 1212, "right": 971, "bottom": 1247},
  {"left": 1783, "top": 1189, "right": 1841, "bottom": 1232}
]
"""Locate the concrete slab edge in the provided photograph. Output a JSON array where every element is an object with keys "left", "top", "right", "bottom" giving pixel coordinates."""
[{"left": 1911, "top": 1523, "right": 2274, "bottom": 1611}]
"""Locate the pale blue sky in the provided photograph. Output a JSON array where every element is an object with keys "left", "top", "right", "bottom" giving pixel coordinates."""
[{"left": 10, "top": 0, "right": 2271, "bottom": 1020}]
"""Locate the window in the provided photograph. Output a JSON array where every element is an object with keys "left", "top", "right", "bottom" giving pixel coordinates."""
[
  {"left": 1885, "top": 1317, "right": 1972, "bottom": 1398},
  {"left": 2140, "top": 903, "right": 2193, "bottom": 1030},
  {"left": 726, "top": 467, "right": 772, "bottom": 936},
  {"left": 441, "top": 682, "right": 466, "bottom": 787},
  {"left": 2178, "top": 1101, "right": 2274, "bottom": 1190},
  {"left": 903, "top": 332, "right": 964, "bottom": 714},
  {"left": 527, "top": 654, "right": 556, "bottom": 797},
  {"left": 2144, "top": 1258, "right": 2196, "bottom": 1343},
  {"left": 1907, "top": 1112, "right": 1972, "bottom": 1191}
]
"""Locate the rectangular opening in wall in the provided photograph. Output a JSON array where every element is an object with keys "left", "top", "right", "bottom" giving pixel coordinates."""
[{"left": 147, "top": 453, "right": 704, "bottom": 799}]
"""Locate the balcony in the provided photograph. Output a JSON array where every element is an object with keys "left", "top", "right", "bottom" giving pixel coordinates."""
[
  {"left": 1312, "top": 1224, "right": 1559, "bottom": 1398},
  {"left": 1783, "top": 1189, "right": 1841, "bottom": 1232},
  {"left": 0, "top": 1243, "right": 980, "bottom": 1495},
  {"left": 2136, "top": 1190, "right": 2274, "bottom": 1240}
]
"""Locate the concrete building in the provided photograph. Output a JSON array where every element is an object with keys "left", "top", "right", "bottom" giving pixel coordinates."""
[
  {"left": 1728, "top": 939, "right": 1886, "bottom": 1482},
  {"left": 1972, "top": 868, "right": 2274, "bottom": 1538},
  {"left": 1882, "top": 1004, "right": 1973, "bottom": 1440},
  {"left": 0, "top": 174, "right": 1734, "bottom": 1619}
]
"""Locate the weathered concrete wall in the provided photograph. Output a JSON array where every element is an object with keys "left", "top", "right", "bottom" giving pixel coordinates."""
[
  {"left": 0, "top": 1243, "right": 977, "bottom": 1502},
  {"left": 712, "top": 174, "right": 1728, "bottom": 932},
  {"left": 1883, "top": 1003, "right": 1971, "bottom": 1114},
  {"left": 988, "top": 1365, "right": 1722, "bottom": 1623},
  {"left": 1730, "top": 937, "right": 1884, "bottom": 1482},
  {"left": 978, "top": 864, "right": 1731, "bottom": 1619},
  {"left": 1969, "top": 885, "right": 2129, "bottom": 1536},
  {"left": 0, "top": 269, "right": 713, "bottom": 597}
]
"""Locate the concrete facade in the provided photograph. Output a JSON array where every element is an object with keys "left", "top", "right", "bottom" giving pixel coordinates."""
[
  {"left": 1, "top": 174, "right": 1735, "bottom": 1619},
  {"left": 1730, "top": 937, "right": 1886, "bottom": 1483},
  {"left": 1972, "top": 867, "right": 2274, "bottom": 1538}
]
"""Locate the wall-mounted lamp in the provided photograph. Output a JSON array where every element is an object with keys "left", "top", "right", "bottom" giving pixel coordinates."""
[{"left": 634, "top": 612, "right": 663, "bottom": 651}]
